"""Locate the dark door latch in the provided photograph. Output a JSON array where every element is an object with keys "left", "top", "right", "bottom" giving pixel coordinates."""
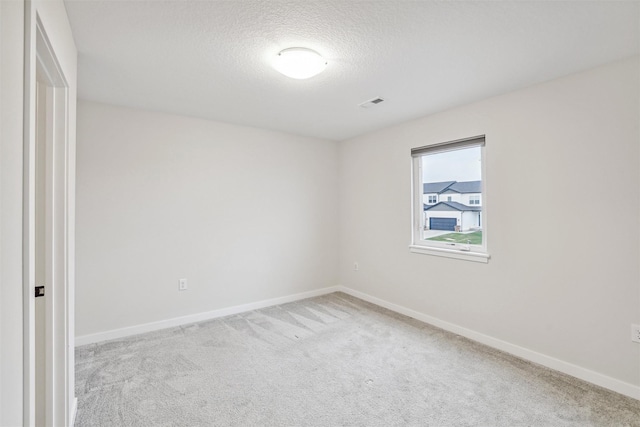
[{"left": 35, "top": 286, "right": 45, "bottom": 298}]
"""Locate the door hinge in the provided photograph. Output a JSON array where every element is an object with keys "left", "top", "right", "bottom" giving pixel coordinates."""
[{"left": 35, "top": 286, "right": 45, "bottom": 298}]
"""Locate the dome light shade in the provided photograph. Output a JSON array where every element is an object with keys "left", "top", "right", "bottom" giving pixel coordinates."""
[{"left": 273, "top": 48, "right": 327, "bottom": 80}]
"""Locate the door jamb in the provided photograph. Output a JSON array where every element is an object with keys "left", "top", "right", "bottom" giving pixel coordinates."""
[{"left": 23, "top": 9, "right": 71, "bottom": 427}]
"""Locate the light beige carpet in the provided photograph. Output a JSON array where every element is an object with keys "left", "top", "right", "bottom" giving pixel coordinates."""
[{"left": 75, "top": 292, "right": 640, "bottom": 426}]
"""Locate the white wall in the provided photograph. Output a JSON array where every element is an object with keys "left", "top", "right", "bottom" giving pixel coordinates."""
[
  {"left": 442, "top": 193, "right": 462, "bottom": 203},
  {"left": 1, "top": 1, "right": 25, "bottom": 424},
  {"left": 338, "top": 57, "right": 640, "bottom": 391},
  {"left": 75, "top": 101, "right": 339, "bottom": 337}
]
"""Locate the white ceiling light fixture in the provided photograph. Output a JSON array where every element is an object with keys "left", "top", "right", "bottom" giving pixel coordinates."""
[{"left": 273, "top": 47, "right": 327, "bottom": 80}]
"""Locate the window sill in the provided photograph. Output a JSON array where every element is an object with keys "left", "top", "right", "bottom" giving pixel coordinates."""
[{"left": 409, "top": 245, "right": 490, "bottom": 263}]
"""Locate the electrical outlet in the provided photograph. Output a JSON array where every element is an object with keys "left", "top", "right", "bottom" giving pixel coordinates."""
[
  {"left": 178, "top": 278, "right": 188, "bottom": 291},
  {"left": 354, "top": 262, "right": 359, "bottom": 271},
  {"left": 632, "top": 324, "right": 640, "bottom": 343}
]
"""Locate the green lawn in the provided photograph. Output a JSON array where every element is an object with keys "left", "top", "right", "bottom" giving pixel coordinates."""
[{"left": 427, "top": 231, "right": 482, "bottom": 245}]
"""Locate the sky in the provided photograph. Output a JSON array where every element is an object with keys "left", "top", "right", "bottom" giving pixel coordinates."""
[{"left": 422, "top": 147, "right": 482, "bottom": 183}]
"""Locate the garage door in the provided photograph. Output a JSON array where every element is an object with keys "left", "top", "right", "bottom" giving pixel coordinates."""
[{"left": 429, "top": 217, "right": 456, "bottom": 231}]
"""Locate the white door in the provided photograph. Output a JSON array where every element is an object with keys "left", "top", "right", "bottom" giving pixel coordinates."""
[{"left": 24, "top": 4, "right": 77, "bottom": 426}]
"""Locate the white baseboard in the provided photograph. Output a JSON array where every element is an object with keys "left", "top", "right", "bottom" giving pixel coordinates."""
[
  {"left": 74, "top": 284, "right": 639, "bottom": 401},
  {"left": 75, "top": 286, "right": 341, "bottom": 346},
  {"left": 337, "top": 286, "right": 640, "bottom": 401}
]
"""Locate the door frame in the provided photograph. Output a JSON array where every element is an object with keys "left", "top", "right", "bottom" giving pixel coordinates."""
[{"left": 23, "top": 3, "right": 75, "bottom": 426}]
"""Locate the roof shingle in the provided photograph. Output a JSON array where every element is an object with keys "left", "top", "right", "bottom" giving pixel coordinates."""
[
  {"left": 423, "top": 181, "right": 456, "bottom": 194},
  {"left": 442, "top": 181, "right": 482, "bottom": 194},
  {"left": 424, "top": 201, "right": 481, "bottom": 212}
]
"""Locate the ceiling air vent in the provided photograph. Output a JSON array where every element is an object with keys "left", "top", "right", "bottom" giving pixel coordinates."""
[{"left": 358, "top": 97, "right": 385, "bottom": 108}]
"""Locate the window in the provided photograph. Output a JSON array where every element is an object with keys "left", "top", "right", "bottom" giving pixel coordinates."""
[
  {"left": 410, "top": 135, "right": 488, "bottom": 263},
  {"left": 428, "top": 195, "right": 437, "bottom": 204}
]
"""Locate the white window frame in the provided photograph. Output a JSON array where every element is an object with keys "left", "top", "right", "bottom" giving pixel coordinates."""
[
  {"left": 428, "top": 195, "right": 437, "bottom": 204},
  {"left": 410, "top": 135, "right": 489, "bottom": 263},
  {"left": 469, "top": 195, "right": 480, "bottom": 205}
]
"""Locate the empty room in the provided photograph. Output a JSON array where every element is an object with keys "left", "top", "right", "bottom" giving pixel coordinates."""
[{"left": 1, "top": 0, "right": 640, "bottom": 426}]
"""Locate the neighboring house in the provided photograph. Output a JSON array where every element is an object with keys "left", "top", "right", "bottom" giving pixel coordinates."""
[
  {"left": 422, "top": 180, "right": 482, "bottom": 231},
  {"left": 423, "top": 181, "right": 456, "bottom": 206}
]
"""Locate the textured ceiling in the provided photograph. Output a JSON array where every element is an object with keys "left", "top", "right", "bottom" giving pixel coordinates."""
[{"left": 64, "top": 0, "right": 639, "bottom": 141}]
